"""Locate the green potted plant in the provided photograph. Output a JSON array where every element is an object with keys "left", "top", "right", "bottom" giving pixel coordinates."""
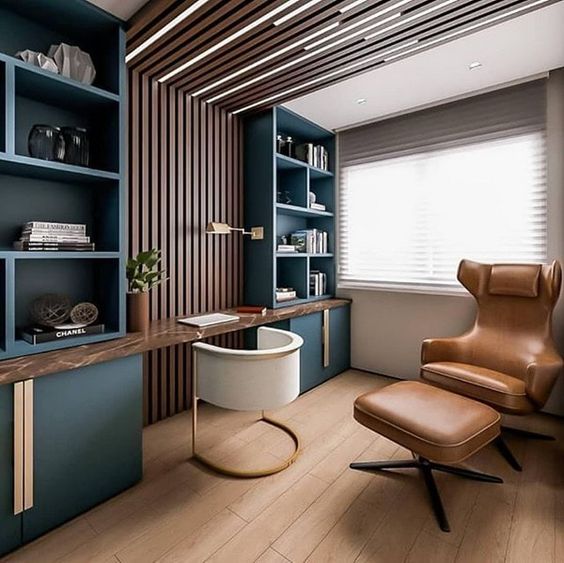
[{"left": 126, "top": 248, "right": 167, "bottom": 332}]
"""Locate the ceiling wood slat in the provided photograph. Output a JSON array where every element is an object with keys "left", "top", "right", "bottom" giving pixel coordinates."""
[{"left": 126, "top": 0, "right": 560, "bottom": 114}]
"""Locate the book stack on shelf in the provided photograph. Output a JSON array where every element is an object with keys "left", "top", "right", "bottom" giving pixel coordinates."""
[
  {"left": 14, "top": 221, "right": 95, "bottom": 252},
  {"left": 310, "top": 201, "right": 326, "bottom": 211},
  {"left": 296, "top": 143, "right": 329, "bottom": 171},
  {"left": 277, "top": 243, "right": 297, "bottom": 253},
  {"left": 276, "top": 287, "right": 297, "bottom": 303},
  {"left": 310, "top": 271, "right": 327, "bottom": 296},
  {"left": 290, "top": 229, "right": 328, "bottom": 254}
]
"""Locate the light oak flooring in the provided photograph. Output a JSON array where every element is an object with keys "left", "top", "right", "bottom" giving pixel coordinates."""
[{"left": 4, "top": 370, "right": 564, "bottom": 563}]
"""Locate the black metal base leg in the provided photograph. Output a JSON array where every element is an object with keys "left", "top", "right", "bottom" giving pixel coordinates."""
[
  {"left": 494, "top": 436, "right": 522, "bottom": 471},
  {"left": 501, "top": 425, "right": 555, "bottom": 441},
  {"left": 419, "top": 458, "right": 450, "bottom": 532},
  {"left": 350, "top": 456, "right": 503, "bottom": 533}
]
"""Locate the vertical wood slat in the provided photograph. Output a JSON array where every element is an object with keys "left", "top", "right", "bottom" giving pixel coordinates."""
[{"left": 129, "top": 72, "right": 244, "bottom": 424}]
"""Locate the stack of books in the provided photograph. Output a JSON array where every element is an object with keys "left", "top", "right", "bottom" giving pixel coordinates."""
[
  {"left": 310, "top": 271, "right": 327, "bottom": 296},
  {"left": 296, "top": 143, "right": 329, "bottom": 171},
  {"left": 310, "top": 202, "right": 326, "bottom": 212},
  {"left": 276, "top": 288, "right": 297, "bottom": 302},
  {"left": 290, "top": 229, "right": 328, "bottom": 254},
  {"left": 277, "top": 244, "right": 297, "bottom": 253},
  {"left": 14, "top": 221, "right": 95, "bottom": 252}
]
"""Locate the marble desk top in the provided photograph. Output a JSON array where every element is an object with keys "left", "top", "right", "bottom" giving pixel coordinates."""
[{"left": 0, "top": 298, "right": 350, "bottom": 385}]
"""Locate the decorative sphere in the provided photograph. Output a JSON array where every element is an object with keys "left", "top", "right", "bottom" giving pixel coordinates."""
[
  {"left": 30, "top": 294, "right": 71, "bottom": 327},
  {"left": 70, "top": 302, "right": 99, "bottom": 326}
]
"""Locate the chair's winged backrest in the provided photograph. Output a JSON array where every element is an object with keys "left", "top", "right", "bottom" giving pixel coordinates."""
[
  {"left": 457, "top": 259, "right": 562, "bottom": 381},
  {"left": 192, "top": 327, "right": 303, "bottom": 412}
]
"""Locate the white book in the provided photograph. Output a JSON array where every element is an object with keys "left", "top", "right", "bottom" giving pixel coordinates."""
[
  {"left": 25, "top": 222, "right": 86, "bottom": 232},
  {"left": 177, "top": 313, "right": 240, "bottom": 328}
]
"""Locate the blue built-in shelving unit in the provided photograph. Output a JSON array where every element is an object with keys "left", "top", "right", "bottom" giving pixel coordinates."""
[
  {"left": 0, "top": 0, "right": 126, "bottom": 360},
  {"left": 244, "top": 106, "right": 336, "bottom": 308}
]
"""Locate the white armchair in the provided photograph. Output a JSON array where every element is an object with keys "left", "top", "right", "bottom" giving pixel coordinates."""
[{"left": 192, "top": 326, "right": 303, "bottom": 477}]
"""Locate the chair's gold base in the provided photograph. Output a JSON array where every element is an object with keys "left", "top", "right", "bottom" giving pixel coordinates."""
[{"left": 193, "top": 415, "right": 301, "bottom": 479}]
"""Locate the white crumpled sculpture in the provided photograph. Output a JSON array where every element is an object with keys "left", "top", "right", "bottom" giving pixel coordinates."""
[
  {"left": 16, "top": 49, "right": 59, "bottom": 74},
  {"left": 48, "top": 43, "right": 96, "bottom": 85}
]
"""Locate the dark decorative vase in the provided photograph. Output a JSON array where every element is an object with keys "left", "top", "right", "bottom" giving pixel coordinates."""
[
  {"left": 61, "top": 126, "right": 89, "bottom": 166},
  {"left": 127, "top": 292, "right": 149, "bottom": 332},
  {"left": 28, "top": 125, "right": 65, "bottom": 161}
]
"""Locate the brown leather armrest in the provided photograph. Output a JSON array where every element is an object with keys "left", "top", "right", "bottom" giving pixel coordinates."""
[
  {"left": 421, "top": 336, "right": 471, "bottom": 365},
  {"left": 525, "top": 355, "right": 563, "bottom": 407}
]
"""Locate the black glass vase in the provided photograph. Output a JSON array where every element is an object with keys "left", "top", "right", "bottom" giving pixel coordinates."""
[
  {"left": 28, "top": 125, "right": 65, "bottom": 161},
  {"left": 60, "top": 127, "right": 90, "bottom": 167}
]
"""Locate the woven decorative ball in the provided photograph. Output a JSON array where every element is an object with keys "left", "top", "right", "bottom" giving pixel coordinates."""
[
  {"left": 30, "top": 294, "right": 71, "bottom": 327},
  {"left": 70, "top": 302, "right": 99, "bottom": 326}
]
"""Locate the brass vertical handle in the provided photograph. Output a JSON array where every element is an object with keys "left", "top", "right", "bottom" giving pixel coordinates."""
[
  {"left": 323, "top": 309, "right": 330, "bottom": 368},
  {"left": 13, "top": 383, "right": 24, "bottom": 515},
  {"left": 23, "top": 380, "right": 34, "bottom": 511}
]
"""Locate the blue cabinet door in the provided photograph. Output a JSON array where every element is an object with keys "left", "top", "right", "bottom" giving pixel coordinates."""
[
  {"left": 22, "top": 355, "right": 143, "bottom": 542},
  {"left": 324, "top": 304, "right": 351, "bottom": 379},
  {"left": 0, "top": 385, "right": 23, "bottom": 556},
  {"left": 289, "top": 312, "right": 324, "bottom": 393}
]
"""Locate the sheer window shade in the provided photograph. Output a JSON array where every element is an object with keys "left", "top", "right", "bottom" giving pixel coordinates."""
[{"left": 338, "top": 80, "right": 547, "bottom": 292}]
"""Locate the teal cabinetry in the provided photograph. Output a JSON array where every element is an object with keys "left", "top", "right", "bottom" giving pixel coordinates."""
[
  {"left": 274, "top": 304, "right": 351, "bottom": 393},
  {"left": 0, "top": 384, "right": 21, "bottom": 555},
  {"left": 0, "top": 355, "right": 143, "bottom": 556}
]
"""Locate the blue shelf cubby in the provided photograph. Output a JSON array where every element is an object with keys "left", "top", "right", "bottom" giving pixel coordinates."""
[
  {"left": 244, "top": 106, "right": 336, "bottom": 308},
  {"left": 0, "top": 0, "right": 126, "bottom": 360}
]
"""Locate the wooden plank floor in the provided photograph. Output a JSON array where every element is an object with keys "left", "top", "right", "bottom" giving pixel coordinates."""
[{"left": 4, "top": 370, "right": 564, "bottom": 563}]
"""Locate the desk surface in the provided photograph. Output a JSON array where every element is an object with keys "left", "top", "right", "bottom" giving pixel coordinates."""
[{"left": 0, "top": 298, "right": 350, "bottom": 385}]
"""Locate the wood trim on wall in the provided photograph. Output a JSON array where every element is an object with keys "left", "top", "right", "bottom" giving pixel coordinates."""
[{"left": 129, "top": 69, "right": 243, "bottom": 424}]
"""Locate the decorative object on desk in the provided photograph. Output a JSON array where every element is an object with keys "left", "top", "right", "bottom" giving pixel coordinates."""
[
  {"left": 236, "top": 305, "right": 267, "bottom": 315},
  {"left": 126, "top": 248, "right": 168, "bottom": 332},
  {"left": 60, "top": 126, "right": 89, "bottom": 166},
  {"left": 48, "top": 43, "right": 96, "bottom": 85},
  {"left": 16, "top": 49, "right": 58, "bottom": 73},
  {"left": 70, "top": 302, "right": 99, "bottom": 325},
  {"left": 14, "top": 221, "right": 94, "bottom": 251},
  {"left": 28, "top": 124, "right": 65, "bottom": 161},
  {"left": 30, "top": 293, "right": 72, "bottom": 327},
  {"left": 21, "top": 323, "right": 104, "bottom": 345},
  {"left": 206, "top": 222, "right": 264, "bottom": 240},
  {"left": 178, "top": 313, "right": 240, "bottom": 328}
]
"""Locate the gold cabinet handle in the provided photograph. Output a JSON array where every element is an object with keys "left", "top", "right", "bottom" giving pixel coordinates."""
[
  {"left": 24, "top": 380, "right": 34, "bottom": 511},
  {"left": 14, "top": 383, "right": 24, "bottom": 515},
  {"left": 323, "top": 310, "right": 330, "bottom": 368},
  {"left": 13, "top": 380, "right": 34, "bottom": 515}
]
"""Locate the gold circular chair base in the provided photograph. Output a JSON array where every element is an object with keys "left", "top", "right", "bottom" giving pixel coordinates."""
[{"left": 193, "top": 416, "right": 301, "bottom": 478}]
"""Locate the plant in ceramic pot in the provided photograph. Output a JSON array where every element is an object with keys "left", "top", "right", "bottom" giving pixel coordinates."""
[{"left": 126, "top": 248, "right": 167, "bottom": 332}]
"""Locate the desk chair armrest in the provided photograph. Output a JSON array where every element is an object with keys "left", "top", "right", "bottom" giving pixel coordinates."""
[{"left": 525, "top": 355, "right": 564, "bottom": 407}]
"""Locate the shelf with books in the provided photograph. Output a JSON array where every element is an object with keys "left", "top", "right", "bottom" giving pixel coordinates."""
[
  {"left": 0, "top": 0, "right": 126, "bottom": 359},
  {"left": 245, "top": 106, "right": 335, "bottom": 309}
]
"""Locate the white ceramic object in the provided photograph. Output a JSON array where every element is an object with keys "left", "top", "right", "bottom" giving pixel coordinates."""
[
  {"left": 16, "top": 50, "right": 59, "bottom": 74},
  {"left": 193, "top": 326, "right": 303, "bottom": 411},
  {"left": 48, "top": 43, "right": 96, "bottom": 85}
]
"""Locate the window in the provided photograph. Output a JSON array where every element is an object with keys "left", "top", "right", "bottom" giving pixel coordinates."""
[{"left": 339, "top": 132, "right": 547, "bottom": 292}]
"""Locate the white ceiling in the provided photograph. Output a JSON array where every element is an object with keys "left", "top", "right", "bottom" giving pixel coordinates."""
[
  {"left": 284, "top": 1, "right": 564, "bottom": 131},
  {"left": 87, "top": 0, "right": 149, "bottom": 20}
]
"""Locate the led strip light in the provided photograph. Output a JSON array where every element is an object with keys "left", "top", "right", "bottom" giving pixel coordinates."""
[
  {"left": 232, "top": 0, "right": 550, "bottom": 113},
  {"left": 158, "top": 0, "right": 306, "bottom": 83}
]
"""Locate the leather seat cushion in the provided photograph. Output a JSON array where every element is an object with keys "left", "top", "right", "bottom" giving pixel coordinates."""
[
  {"left": 354, "top": 381, "right": 500, "bottom": 464},
  {"left": 421, "top": 361, "right": 535, "bottom": 414}
]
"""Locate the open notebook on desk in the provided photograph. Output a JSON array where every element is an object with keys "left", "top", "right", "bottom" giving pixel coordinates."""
[{"left": 177, "top": 313, "right": 240, "bottom": 328}]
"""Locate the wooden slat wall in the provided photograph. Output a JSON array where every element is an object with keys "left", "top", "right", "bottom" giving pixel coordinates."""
[{"left": 129, "top": 69, "right": 244, "bottom": 425}]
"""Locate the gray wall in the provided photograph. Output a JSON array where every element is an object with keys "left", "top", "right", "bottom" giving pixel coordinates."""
[{"left": 339, "top": 68, "right": 564, "bottom": 416}]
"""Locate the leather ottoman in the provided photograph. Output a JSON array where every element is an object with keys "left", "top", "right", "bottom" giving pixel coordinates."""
[{"left": 350, "top": 380, "right": 506, "bottom": 532}]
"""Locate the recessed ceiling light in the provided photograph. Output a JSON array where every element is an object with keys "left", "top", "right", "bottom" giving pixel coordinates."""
[
  {"left": 356, "top": 98, "right": 367, "bottom": 104},
  {"left": 468, "top": 61, "right": 482, "bottom": 70}
]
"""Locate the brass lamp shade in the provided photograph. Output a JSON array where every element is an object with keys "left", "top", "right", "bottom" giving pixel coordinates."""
[{"left": 206, "top": 222, "right": 231, "bottom": 234}]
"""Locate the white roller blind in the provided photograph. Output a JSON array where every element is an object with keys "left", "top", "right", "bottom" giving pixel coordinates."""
[{"left": 339, "top": 132, "right": 547, "bottom": 292}]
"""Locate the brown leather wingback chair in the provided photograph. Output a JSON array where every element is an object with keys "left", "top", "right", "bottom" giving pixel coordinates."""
[{"left": 421, "top": 259, "right": 563, "bottom": 470}]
